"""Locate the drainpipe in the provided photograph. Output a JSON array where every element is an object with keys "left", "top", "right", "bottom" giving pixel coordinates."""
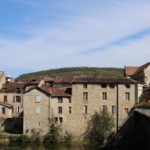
[
  {"left": 116, "top": 83, "right": 119, "bottom": 132},
  {"left": 48, "top": 95, "right": 51, "bottom": 126}
]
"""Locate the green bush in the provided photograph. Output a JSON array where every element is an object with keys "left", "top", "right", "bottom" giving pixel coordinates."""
[
  {"left": 62, "top": 131, "right": 73, "bottom": 144},
  {"left": 44, "top": 122, "right": 61, "bottom": 144},
  {"left": 9, "top": 135, "right": 30, "bottom": 143},
  {"left": 30, "top": 129, "right": 41, "bottom": 143},
  {"left": 85, "top": 111, "right": 114, "bottom": 144}
]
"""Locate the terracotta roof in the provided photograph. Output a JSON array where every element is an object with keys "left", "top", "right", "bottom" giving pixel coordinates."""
[
  {"left": 40, "top": 84, "right": 70, "bottom": 97},
  {"left": 140, "top": 86, "right": 150, "bottom": 102},
  {"left": 72, "top": 77, "right": 137, "bottom": 84},
  {"left": 133, "top": 62, "right": 150, "bottom": 75},
  {"left": 0, "top": 102, "right": 12, "bottom": 108},
  {"left": 54, "top": 76, "right": 74, "bottom": 83},
  {"left": 124, "top": 66, "right": 139, "bottom": 76},
  {"left": 0, "top": 82, "right": 26, "bottom": 93}
]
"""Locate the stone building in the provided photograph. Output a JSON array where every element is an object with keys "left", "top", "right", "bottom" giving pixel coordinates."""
[
  {"left": 23, "top": 85, "right": 71, "bottom": 135},
  {"left": 0, "top": 82, "right": 26, "bottom": 132},
  {"left": 23, "top": 77, "right": 138, "bottom": 140},
  {"left": 124, "top": 62, "right": 150, "bottom": 86},
  {"left": 0, "top": 71, "right": 6, "bottom": 89}
]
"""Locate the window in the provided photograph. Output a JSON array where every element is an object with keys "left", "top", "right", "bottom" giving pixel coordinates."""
[
  {"left": 69, "top": 98, "right": 71, "bottom": 103},
  {"left": 54, "top": 117, "right": 58, "bottom": 123},
  {"left": 83, "top": 105, "right": 88, "bottom": 114},
  {"left": 35, "top": 96, "right": 41, "bottom": 103},
  {"left": 102, "top": 105, "right": 107, "bottom": 113},
  {"left": 109, "top": 84, "right": 115, "bottom": 88},
  {"left": 58, "top": 97, "right": 63, "bottom": 103},
  {"left": 2, "top": 107, "right": 5, "bottom": 114},
  {"left": 125, "top": 84, "right": 130, "bottom": 88},
  {"left": 125, "top": 92, "right": 130, "bottom": 100},
  {"left": 59, "top": 117, "right": 63, "bottom": 123},
  {"left": 125, "top": 108, "right": 129, "bottom": 114},
  {"left": 83, "top": 92, "right": 88, "bottom": 100},
  {"left": 35, "top": 106, "right": 41, "bottom": 114},
  {"left": 101, "top": 83, "right": 107, "bottom": 88},
  {"left": 16, "top": 96, "right": 21, "bottom": 102},
  {"left": 4, "top": 95, "right": 7, "bottom": 102},
  {"left": 102, "top": 92, "right": 107, "bottom": 100},
  {"left": 58, "top": 107, "right": 62, "bottom": 114},
  {"left": 69, "top": 106, "right": 72, "bottom": 114},
  {"left": 16, "top": 107, "right": 20, "bottom": 114},
  {"left": 83, "top": 83, "right": 87, "bottom": 89},
  {"left": 112, "top": 106, "right": 116, "bottom": 114}
]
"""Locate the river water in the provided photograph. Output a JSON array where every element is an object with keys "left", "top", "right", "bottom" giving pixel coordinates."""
[{"left": 0, "top": 143, "right": 100, "bottom": 150}]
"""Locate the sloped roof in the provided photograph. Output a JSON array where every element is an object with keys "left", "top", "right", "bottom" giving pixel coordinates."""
[
  {"left": 72, "top": 77, "right": 137, "bottom": 84},
  {"left": 124, "top": 66, "right": 139, "bottom": 76},
  {"left": 25, "top": 84, "right": 71, "bottom": 97},
  {"left": 0, "top": 82, "right": 26, "bottom": 93},
  {"left": 133, "top": 62, "right": 150, "bottom": 75}
]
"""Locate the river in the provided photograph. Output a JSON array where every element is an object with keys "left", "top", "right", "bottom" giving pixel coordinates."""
[{"left": 0, "top": 143, "right": 101, "bottom": 150}]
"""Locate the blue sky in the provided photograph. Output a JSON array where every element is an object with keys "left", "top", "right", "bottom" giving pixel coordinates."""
[{"left": 0, "top": 0, "right": 150, "bottom": 77}]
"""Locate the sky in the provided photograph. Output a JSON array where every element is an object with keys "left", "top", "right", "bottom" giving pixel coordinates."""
[{"left": 0, "top": 0, "right": 150, "bottom": 77}]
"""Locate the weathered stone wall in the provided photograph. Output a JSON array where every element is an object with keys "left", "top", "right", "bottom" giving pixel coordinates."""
[
  {"left": 144, "top": 65, "right": 150, "bottom": 85},
  {"left": 23, "top": 89, "right": 50, "bottom": 135},
  {"left": 0, "top": 93, "right": 23, "bottom": 116}
]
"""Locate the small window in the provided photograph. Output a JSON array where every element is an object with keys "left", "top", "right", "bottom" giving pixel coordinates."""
[
  {"left": 58, "top": 107, "right": 62, "bottom": 114},
  {"left": 59, "top": 117, "right": 63, "bottom": 123},
  {"left": 112, "top": 106, "right": 116, "bottom": 114},
  {"left": 102, "top": 105, "right": 107, "bottom": 113},
  {"left": 109, "top": 84, "right": 115, "bottom": 88},
  {"left": 69, "top": 106, "right": 72, "bottom": 114},
  {"left": 54, "top": 117, "right": 58, "bottom": 123},
  {"left": 83, "top": 105, "right": 88, "bottom": 114},
  {"left": 69, "top": 98, "right": 71, "bottom": 103},
  {"left": 125, "top": 92, "right": 130, "bottom": 100},
  {"left": 35, "top": 106, "right": 41, "bottom": 114},
  {"left": 35, "top": 96, "right": 41, "bottom": 103},
  {"left": 83, "top": 83, "right": 87, "bottom": 89},
  {"left": 4, "top": 95, "right": 7, "bottom": 102},
  {"left": 102, "top": 92, "right": 107, "bottom": 100},
  {"left": 125, "top": 84, "right": 130, "bottom": 88},
  {"left": 83, "top": 92, "right": 88, "bottom": 100},
  {"left": 16, "top": 96, "right": 21, "bottom": 102},
  {"left": 2, "top": 107, "right": 5, "bottom": 114},
  {"left": 125, "top": 108, "right": 129, "bottom": 114},
  {"left": 58, "top": 97, "right": 63, "bottom": 103},
  {"left": 101, "top": 84, "right": 107, "bottom": 88}
]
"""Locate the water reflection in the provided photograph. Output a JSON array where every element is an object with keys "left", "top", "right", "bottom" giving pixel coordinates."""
[{"left": 0, "top": 143, "right": 100, "bottom": 150}]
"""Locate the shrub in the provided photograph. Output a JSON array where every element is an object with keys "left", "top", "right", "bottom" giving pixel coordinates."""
[
  {"left": 62, "top": 131, "right": 73, "bottom": 144},
  {"left": 85, "top": 111, "right": 114, "bottom": 144},
  {"left": 30, "top": 129, "right": 41, "bottom": 143},
  {"left": 43, "top": 122, "right": 61, "bottom": 144}
]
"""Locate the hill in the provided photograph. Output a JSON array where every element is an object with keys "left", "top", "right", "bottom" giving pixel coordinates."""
[{"left": 16, "top": 67, "right": 124, "bottom": 81}]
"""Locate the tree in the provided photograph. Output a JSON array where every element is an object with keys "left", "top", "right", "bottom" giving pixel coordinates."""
[
  {"left": 85, "top": 111, "right": 114, "bottom": 144},
  {"left": 44, "top": 122, "right": 61, "bottom": 144}
]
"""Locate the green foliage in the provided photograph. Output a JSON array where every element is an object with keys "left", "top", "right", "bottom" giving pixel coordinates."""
[
  {"left": 16, "top": 67, "right": 124, "bottom": 81},
  {"left": 62, "top": 131, "right": 73, "bottom": 144},
  {"left": 43, "top": 122, "right": 61, "bottom": 144},
  {"left": 85, "top": 111, "right": 114, "bottom": 144},
  {"left": 30, "top": 129, "right": 41, "bottom": 143},
  {"left": 9, "top": 135, "right": 30, "bottom": 143}
]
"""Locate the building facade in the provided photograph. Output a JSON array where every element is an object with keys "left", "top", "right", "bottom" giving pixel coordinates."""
[{"left": 23, "top": 77, "right": 137, "bottom": 140}]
